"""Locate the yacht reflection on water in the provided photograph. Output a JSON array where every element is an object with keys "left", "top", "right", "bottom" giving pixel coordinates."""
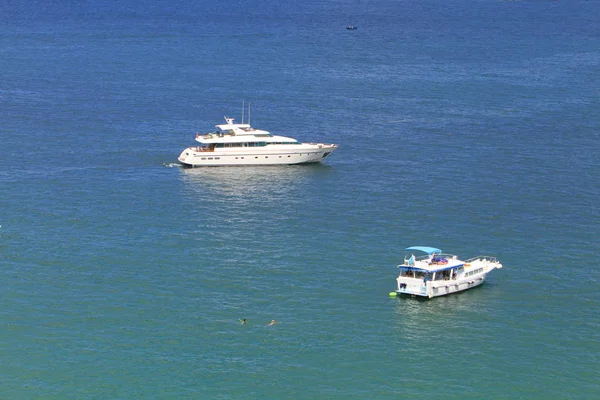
[
  {"left": 391, "top": 285, "right": 495, "bottom": 338},
  {"left": 179, "top": 163, "right": 332, "bottom": 199}
]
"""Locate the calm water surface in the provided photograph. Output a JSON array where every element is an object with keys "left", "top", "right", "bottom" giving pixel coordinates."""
[{"left": 1, "top": 0, "right": 599, "bottom": 398}]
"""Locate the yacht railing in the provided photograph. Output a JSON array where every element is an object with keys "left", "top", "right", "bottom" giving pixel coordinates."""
[
  {"left": 190, "top": 146, "right": 214, "bottom": 152},
  {"left": 465, "top": 256, "right": 498, "bottom": 263}
]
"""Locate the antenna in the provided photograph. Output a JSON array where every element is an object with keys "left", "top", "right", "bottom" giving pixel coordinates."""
[
  {"left": 241, "top": 100, "right": 245, "bottom": 124},
  {"left": 248, "top": 102, "right": 251, "bottom": 125}
]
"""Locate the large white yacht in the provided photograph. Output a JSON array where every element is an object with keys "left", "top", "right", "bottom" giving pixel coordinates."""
[{"left": 178, "top": 114, "right": 338, "bottom": 167}]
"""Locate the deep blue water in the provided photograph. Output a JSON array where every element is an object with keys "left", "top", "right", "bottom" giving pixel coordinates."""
[{"left": 2, "top": 0, "right": 599, "bottom": 398}]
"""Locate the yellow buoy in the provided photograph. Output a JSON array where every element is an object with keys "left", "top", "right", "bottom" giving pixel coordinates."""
[{"left": 389, "top": 291, "right": 398, "bottom": 297}]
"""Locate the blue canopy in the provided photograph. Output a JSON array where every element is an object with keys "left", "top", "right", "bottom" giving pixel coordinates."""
[{"left": 405, "top": 246, "right": 442, "bottom": 254}]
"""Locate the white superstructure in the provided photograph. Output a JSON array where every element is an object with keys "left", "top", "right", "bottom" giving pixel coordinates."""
[
  {"left": 178, "top": 115, "right": 338, "bottom": 167},
  {"left": 391, "top": 246, "right": 502, "bottom": 298}
]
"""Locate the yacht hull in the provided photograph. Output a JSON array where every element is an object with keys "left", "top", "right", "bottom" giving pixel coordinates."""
[
  {"left": 395, "top": 274, "right": 488, "bottom": 298},
  {"left": 178, "top": 145, "right": 337, "bottom": 167}
]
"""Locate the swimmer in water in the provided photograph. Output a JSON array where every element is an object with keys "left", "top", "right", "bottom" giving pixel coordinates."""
[
  {"left": 268, "top": 320, "right": 276, "bottom": 326},
  {"left": 240, "top": 319, "right": 247, "bottom": 324}
]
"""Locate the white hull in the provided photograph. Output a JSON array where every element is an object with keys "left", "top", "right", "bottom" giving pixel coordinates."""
[
  {"left": 396, "top": 273, "right": 488, "bottom": 298},
  {"left": 178, "top": 144, "right": 337, "bottom": 167}
]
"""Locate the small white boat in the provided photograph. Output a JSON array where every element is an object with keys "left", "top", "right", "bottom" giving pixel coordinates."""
[
  {"left": 391, "top": 246, "right": 502, "bottom": 298},
  {"left": 178, "top": 107, "right": 338, "bottom": 167}
]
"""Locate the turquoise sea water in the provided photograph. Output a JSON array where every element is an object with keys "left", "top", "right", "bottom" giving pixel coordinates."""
[{"left": 2, "top": 0, "right": 599, "bottom": 398}]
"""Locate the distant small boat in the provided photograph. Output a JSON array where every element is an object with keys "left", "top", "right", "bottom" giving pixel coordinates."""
[{"left": 346, "top": 25, "right": 358, "bottom": 30}]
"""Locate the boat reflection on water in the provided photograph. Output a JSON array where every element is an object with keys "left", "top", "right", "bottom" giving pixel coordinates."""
[
  {"left": 179, "top": 163, "right": 331, "bottom": 201},
  {"left": 391, "top": 285, "right": 498, "bottom": 342},
  {"left": 178, "top": 164, "right": 333, "bottom": 250}
]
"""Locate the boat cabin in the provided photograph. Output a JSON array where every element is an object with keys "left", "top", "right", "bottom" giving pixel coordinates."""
[
  {"left": 398, "top": 246, "right": 465, "bottom": 283},
  {"left": 398, "top": 265, "right": 465, "bottom": 282}
]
